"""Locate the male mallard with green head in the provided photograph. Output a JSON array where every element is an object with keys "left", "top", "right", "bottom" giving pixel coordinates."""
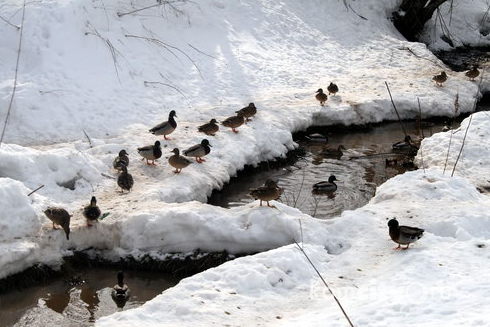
[
  {"left": 44, "top": 207, "right": 71, "bottom": 240},
  {"left": 198, "top": 119, "right": 219, "bottom": 136},
  {"left": 183, "top": 139, "right": 211, "bottom": 163},
  {"left": 432, "top": 71, "right": 447, "bottom": 86},
  {"left": 117, "top": 165, "right": 134, "bottom": 193},
  {"left": 327, "top": 82, "right": 339, "bottom": 95},
  {"left": 149, "top": 110, "right": 177, "bottom": 140},
  {"left": 138, "top": 141, "right": 162, "bottom": 165},
  {"left": 315, "top": 88, "right": 328, "bottom": 106},
  {"left": 465, "top": 65, "right": 480, "bottom": 81},
  {"left": 113, "top": 149, "right": 129, "bottom": 171},
  {"left": 112, "top": 271, "right": 130, "bottom": 308},
  {"left": 249, "top": 179, "right": 282, "bottom": 207},
  {"left": 83, "top": 196, "right": 101, "bottom": 227},
  {"left": 313, "top": 175, "right": 338, "bottom": 193},
  {"left": 387, "top": 218, "right": 424, "bottom": 249},
  {"left": 235, "top": 103, "right": 257, "bottom": 122},
  {"left": 169, "top": 148, "right": 192, "bottom": 173},
  {"left": 222, "top": 114, "right": 245, "bottom": 133}
]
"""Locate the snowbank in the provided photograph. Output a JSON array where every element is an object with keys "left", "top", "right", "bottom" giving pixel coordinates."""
[
  {"left": 97, "top": 169, "right": 490, "bottom": 327},
  {"left": 420, "top": 0, "right": 490, "bottom": 50}
]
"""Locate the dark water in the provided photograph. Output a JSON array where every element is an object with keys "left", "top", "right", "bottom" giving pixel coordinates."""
[
  {"left": 208, "top": 120, "right": 456, "bottom": 218},
  {"left": 436, "top": 48, "right": 489, "bottom": 71},
  {"left": 0, "top": 267, "right": 179, "bottom": 326}
]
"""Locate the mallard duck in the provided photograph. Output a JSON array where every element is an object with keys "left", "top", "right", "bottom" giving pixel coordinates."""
[
  {"left": 385, "top": 158, "right": 398, "bottom": 167},
  {"left": 117, "top": 165, "right": 134, "bottom": 193},
  {"left": 249, "top": 179, "right": 282, "bottom": 207},
  {"left": 315, "top": 88, "right": 328, "bottom": 106},
  {"left": 313, "top": 175, "right": 338, "bottom": 193},
  {"left": 392, "top": 135, "right": 418, "bottom": 154},
  {"left": 83, "top": 196, "right": 101, "bottom": 227},
  {"left": 465, "top": 65, "right": 480, "bottom": 81},
  {"left": 235, "top": 103, "right": 257, "bottom": 122},
  {"left": 432, "top": 71, "right": 447, "bottom": 86},
  {"left": 44, "top": 207, "right": 71, "bottom": 240},
  {"left": 149, "top": 110, "right": 177, "bottom": 140},
  {"left": 113, "top": 149, "right": 129, "bottom": 171},
  {"left": 198, "top": 119, "right": 219, "bottom": 136},
  {"left": 183, "top": 139, "right": 211, "bottom": 163},
  {"left": 388, "top": 218, "right": 424, "bottom": 249},
  {"left": 111, "top": 271, "right": 130, "bottom": 308},
  {"left": 327, "top": 82, "right": 339, "bottom": 95},
  {"left": 168, "top": 148, "right": 192, "bottom": 173},
  {"left": 322, "top": 145, "right": 346, "bottom": 159},
  {"left": 222, "top": 114, "right": 244, "bottom": 133},
  {"left": 138, "top": 141, "right": 162, "bottom": 165},
  {"left": 305, "top": 133, "right": 328, "bottom": 143}
]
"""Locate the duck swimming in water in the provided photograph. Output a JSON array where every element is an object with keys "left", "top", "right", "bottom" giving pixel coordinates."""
[
  {"left": 392, "top": 135, "right": 418, "bottom": 154},
  {"left": 312, "top": 175, "right": 338, "bottom": 193}
]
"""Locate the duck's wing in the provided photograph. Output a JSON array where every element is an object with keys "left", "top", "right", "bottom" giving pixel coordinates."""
[
  {"left": 183, "top": 144, "right": 201, "bottom": 155},
  {"left": 149, "top": 121, "right": 169, "bottom": 132},
  {"left": 138, "top": 145, "right": 153, "bottom": 152},
  {"left": 399, "top": 226, "right": 424, "bottom": 238}
]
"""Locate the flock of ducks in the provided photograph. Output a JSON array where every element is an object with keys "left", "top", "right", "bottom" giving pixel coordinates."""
[{"left": 42, "top": 66, "right": 481, "bottom": 247}]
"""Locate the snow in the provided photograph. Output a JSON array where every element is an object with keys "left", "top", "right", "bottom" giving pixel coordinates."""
[
  {"left": 420, "top": 0, "right": 490, "bottom": 50},
  {"left": 0, "top": 0, "right": 488, "bottom": 325}
]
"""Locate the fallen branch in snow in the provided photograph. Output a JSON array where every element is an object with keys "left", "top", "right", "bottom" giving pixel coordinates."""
[
  {"left": 125, "top": 34, "right": 203, "bottom": 79},
  {"left": 27, "top": 184, "right": 45, "bottom": 196},
  {"left": 144, "top": 81, "right": 189, "bottom": 100},
  {"left": 117, "top": 3, "right": 161, "bottom": 17},
  {"left": 0, "top": 0, "right": 26, "bottom": 148},
  {"left": 401, "top": 47, "right": 444, "bottom": 68},
  {"left": 384, "top": 81, "right": 407, "bottom": 138},
  {"left": 187, "top": 43, "right": 219, "bottom": 60},
  {"left": 294, "top": 241, "right": 355, "bottom": 327},
  {"left": 0, "top": 14, "right": 20, "bottom": 29},
  {"left": 101, "top": 173, "right": 116, "bottom": 180},
  {"left": 82, "top": 129, "right": 93, "bottom": 148},
  {"left": 347, "top": 4, "right": 368, "bottom": 20}
]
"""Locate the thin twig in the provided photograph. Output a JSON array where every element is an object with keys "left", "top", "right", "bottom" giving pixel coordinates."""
[
  {"left": 384, "top": 82, "right": 407, "bottom": 137},
  {"left": 0, "top": 0, "right": 26, "bottom": 147},
  {"left": 27, "top": 184, "right": 44, "bottom": 196},
  {"left": 443, "top": 130, "right": 454, "bottom": 174},
  {"left": 294, "top": 241, "right": 355, "bottom": 327},
  {"left": 417, "top": 98, "right": 426, "bottom": 174},
  {"left": 82, "top": 129, "right": 93, "bottom": 148},
  {"left": 144, "top": 81, "right": 188, "bottom": 100},
  {"left": 187, "top": 43, "right": 219, "bottom": 60},
  {"left": 117, "top": 3, "right": 161, "bottom": 17},
  {"left": 85, "top": 25, "right": 122, "bottom": 82},
  {"left": 0, "top": 15, "right": 20, "bottom": 29}
]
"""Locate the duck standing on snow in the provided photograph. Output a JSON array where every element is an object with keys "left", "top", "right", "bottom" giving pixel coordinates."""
[
  {"left": 465, "top": 65, "right": 480, "bottom": 81},
  {"left": 387, "top": 218, "right": 424, "bottom": 249},
  {"left": 117, "top": 165, "right": 134, "bottom": 193},
  {"left": 198, "top": 119, "right": 219, "bottom": 136},
  {"left": 149, "top": 110, "right": 177, "bottom": 140},
  {"left": 322, "top": 145, "right": 346, "bottom": 159},
  {"left": 168, "top": 148, "right": 192, "bottom": 173},
  {"left": 235, "top": 103, "right": 257, "bottom": 122},
  {"left": 113, "top": 149, "right": 129, "bottom": 171},
  {"left": 44, "top": 207, "right": 71, "bottom": 240},
  {"left": 111, "top": 271, "right": 130, "bottom": 308},
  {"left": 313, "top": 175, "right": 338, "bottom": 193},
  {"left": 138, "top": 141, "right": 162, "bottom": 165},
  {"left": 249, "top": 179, "right": 282, "bottom": 207},
  {"left": 327, "top": 82, "right": 339, "bottom": 95},
  {"left": 315, "top": 88, "right": 328, "bottom": 106},
  {"left": 432, "top": 71, "right": 447, "bottom": 86},
  {"left": 222, "top": 114, "right": 245, "bottom": 133},
  {"left": 83, "top": 196, "right": 101, "bottom": 227},
  {"left": 183, "top": 139, "right": 211, "bottom": 163}
]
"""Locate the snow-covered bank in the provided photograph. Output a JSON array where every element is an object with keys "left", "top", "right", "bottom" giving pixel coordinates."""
[{"left": 97, "top": 169, "right": 490, "bottom": 326}]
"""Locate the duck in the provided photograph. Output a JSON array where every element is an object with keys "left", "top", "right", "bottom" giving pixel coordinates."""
[
  {"left": 83, "top": 196, "right": 101, "bottom": 227},
  {"left": 183, "top": 139, "right": 211, "bottom": 163},
  {"left": 432, "top": 71, "right": 447, "bottom": 86},
  {"left": 149, "top": 110, "right": 177, "bottom": 140},
  {"left": 249, "top": 179, "right": 282, "bottom": 207},
  {"left": 111, "top": 271, "right": 130, "bottom": 308},
  {"left": 117, "top": 165, "right": 134, "bottom": 193},
  {"left": 138, "top": 141, "right": 162, "bottom": 165},
  {"left": 312, "top": 175, "right": 338, "bottom": 193},
  {"left": 392, "top": 135, "right": 418, "bottom": 154},
  {"left": 465, "top": 65, "right": 480, "bottom": 81},
  {"left": 235, "top": 103, "right": 257, "bottom": 122},
  {"left": 113, "top": 149, "right": 129, "bottom": 171},
  {"left": 222, "top": 114, "right": 245, "bottom": 133},
  {"left": 315, "top": 88, "right": 328, "bottom": 106},
  {"left": 387, "top": 218, "right": 424, "bottom": 249},
  {"left": 168, "top": 148, "right": 192, "bottom": 173},
  {"left": 322, "top": 145, "right": 346, "bottom": 159},
  {"left": 385, "top": 158, "right": 398, "bottom": 167},
  {"left": 327, "top": 82, "right": 339, "bottom": 95},
  {"left": 305, "top": 133, "right": 328, "bottom": 143},
  {"left": 198, "top": 119, "right": 219, "bottom": 136},
  {"left": 44, "top": 207, "right": 71, "bottom": 240}
]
